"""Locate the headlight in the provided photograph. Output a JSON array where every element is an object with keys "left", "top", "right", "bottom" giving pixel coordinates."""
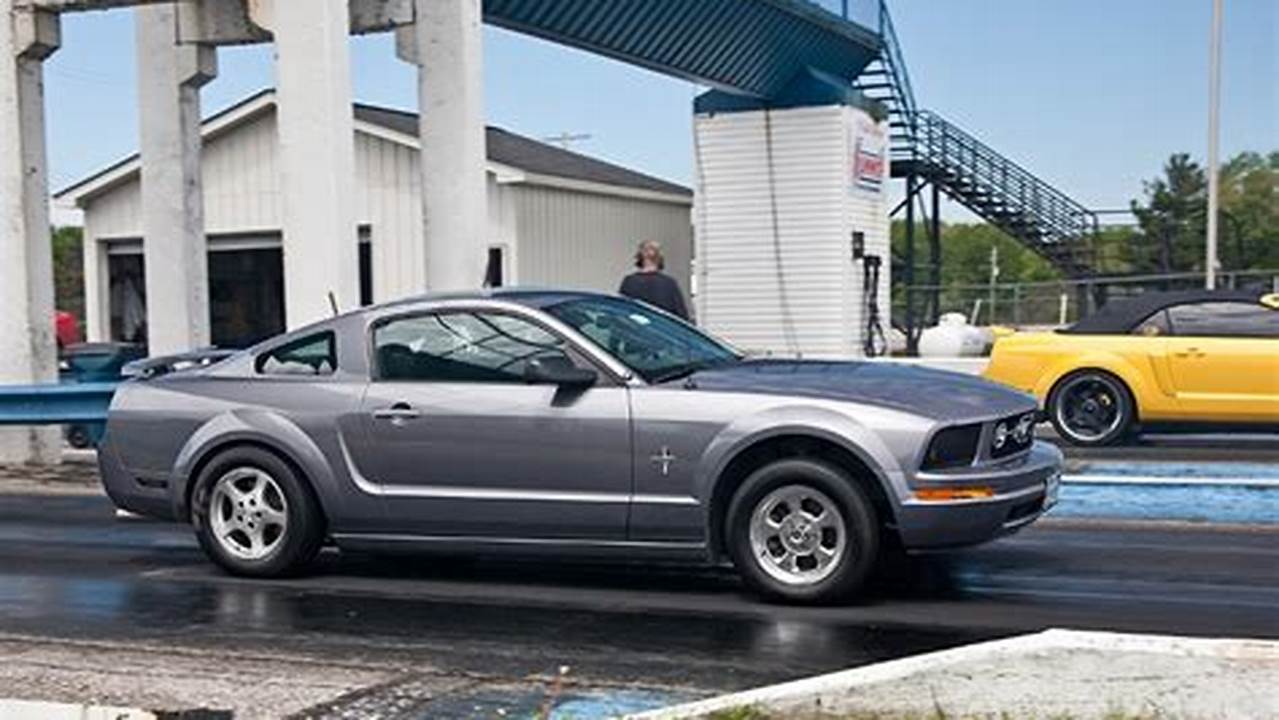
[{"left": 923, "top": 423, "right": 981, "bottom": 470}]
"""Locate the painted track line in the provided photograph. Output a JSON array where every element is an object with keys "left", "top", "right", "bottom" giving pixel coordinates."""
[{"left": 1063, "top": 473, "right": 1279, "bottom": 488}]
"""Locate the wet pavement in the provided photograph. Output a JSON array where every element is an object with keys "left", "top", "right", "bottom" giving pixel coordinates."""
[{"left": 1, "top": 483, "right": 1277, "bottom": 717}]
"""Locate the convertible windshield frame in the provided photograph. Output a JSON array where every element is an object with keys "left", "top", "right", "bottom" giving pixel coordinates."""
[{"left": 544, "top": 296, "right": 743, "bottom": 384}]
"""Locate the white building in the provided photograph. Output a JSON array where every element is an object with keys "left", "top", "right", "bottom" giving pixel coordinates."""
[{"left": 57, "top": 90, "right": 692, "bottom": 348}]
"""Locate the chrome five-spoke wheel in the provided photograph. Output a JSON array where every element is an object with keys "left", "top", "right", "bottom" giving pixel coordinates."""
[
  {"left": 749, "top": 485, "right": 847, "bottom": 586},
  {"left": 209, "top": 467, "right": 289, "bottom": 561}
]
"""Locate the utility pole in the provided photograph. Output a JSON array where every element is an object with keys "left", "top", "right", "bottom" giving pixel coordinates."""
[
  {"left": 1205, "top": 0, "right": 1223, "bottom": 289},
  {"left": 989, "top": 244, "right": 999, "bottom": 326}
]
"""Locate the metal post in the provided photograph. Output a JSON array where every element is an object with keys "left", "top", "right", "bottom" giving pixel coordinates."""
[
  {"left": 929, "top": 181, "right": 941, "bottom": 325},
  {"left": 1205, "top": 0, "right": 1223, "bottom": 289},
  {"left": 904, "top": 174, "right": 917, "bottom": 355}
]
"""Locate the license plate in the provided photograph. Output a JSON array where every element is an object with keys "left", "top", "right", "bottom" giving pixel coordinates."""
[{"left": 1044, "top": 471, "right": 1061, "bottom": 509}]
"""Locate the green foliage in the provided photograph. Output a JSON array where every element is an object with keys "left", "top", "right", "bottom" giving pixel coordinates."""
[
  {"left": 1129, "top": 150, "right": 1278, "bottom": 273},
  {"left": 891, "top": 220, "right": 1061, "bottom": 288},
  {"left": 51, "top": 225, "right": 85, "bottom": 326}
]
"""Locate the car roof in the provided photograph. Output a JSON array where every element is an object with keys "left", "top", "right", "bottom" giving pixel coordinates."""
[
  {"left": 1062, "top": 289, "right": 1266, "bottom": 334},
  {"left": 363, "top": 287, "right": 619, "bottom": 314}
]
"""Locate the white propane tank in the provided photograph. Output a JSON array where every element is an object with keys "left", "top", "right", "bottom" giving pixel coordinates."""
[{"left": 918, "top": 313, "right": 992, "bottom": 358}]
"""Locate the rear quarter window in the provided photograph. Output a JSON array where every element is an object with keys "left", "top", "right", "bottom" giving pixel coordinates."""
[{"left": 255, "top": 332, "right": 337, "bottom": 376}]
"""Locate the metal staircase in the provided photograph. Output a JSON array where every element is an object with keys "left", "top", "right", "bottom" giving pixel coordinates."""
[{"left": 852, "top": 1, "right": 1099, "bottom": 277}]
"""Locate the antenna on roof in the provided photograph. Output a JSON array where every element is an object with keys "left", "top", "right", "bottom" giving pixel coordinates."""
[
  {"left": 328, "top": 291, "right": 339, "bottom": 317},
  {"left": 542, "top": 131, "right": 592, "bottom": 150}
]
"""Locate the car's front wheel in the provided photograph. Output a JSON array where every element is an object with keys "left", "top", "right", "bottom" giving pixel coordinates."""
[
  {"left": 191, "top": 446, "right": 324, "bottom": 577},
  {"left": 1047, "top": 370, "right": 1135, "bottom": 447},
  {"left": 726, "top": 458, "right": 879, "bottom": 604}
]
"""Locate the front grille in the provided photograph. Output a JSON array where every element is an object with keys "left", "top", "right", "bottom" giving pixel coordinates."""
[{"left": 989, "top": 410, "right": 1037, "bottom": 459}]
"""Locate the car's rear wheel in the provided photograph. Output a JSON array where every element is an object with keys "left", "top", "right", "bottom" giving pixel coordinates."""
[
  {"left": 191, "top": 446, "right": 324, "bottom": 577},
  {"left": 1048, "top": 370, "right": 1135, "bottom": 447},
  {"left": 726, "top": 458, "right": 879, "bottom": 604}
]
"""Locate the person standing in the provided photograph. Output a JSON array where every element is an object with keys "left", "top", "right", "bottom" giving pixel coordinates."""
[{"left": 619, "top": 240, "right": 689, "bottom": 320}]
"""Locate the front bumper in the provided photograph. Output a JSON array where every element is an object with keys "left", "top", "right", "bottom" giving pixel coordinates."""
[{"left": 895, "top": 441, "right": 1062, "bottom": 549}]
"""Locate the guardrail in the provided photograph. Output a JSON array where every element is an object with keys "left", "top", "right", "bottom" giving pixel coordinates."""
[{"left": 0, "top": 382, "right": 117, "bottom": 445}]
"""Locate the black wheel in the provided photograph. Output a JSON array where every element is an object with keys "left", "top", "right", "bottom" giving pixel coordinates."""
[
  {"left": 1047, "top": 370, "right": 1136, "bottom": 447},
  {"left": 191, "top": 446, "right": 325, "bottom": 578},
  {"left": 726, "top": 458, "right": 879, "bottom": 604},
  {"left": 65, "top": 425, "right": 92, "bottom": 449}
]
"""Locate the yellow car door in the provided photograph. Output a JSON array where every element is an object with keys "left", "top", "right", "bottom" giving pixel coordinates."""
[{"left": 1164, "top": 299, "right": 1279, "bottom": 422}]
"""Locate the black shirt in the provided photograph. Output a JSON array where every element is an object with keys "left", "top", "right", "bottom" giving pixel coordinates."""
[{"left": 619, "top": 271, "right": 689, "bottom": 320}]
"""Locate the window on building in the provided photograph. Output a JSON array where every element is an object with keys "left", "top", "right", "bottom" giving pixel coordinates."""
[
  {"left": 484, "top": 246, "right": 505, "bottom": 288},
  {"left": 210, "top": 247, "right": 286, "bottom": 348},
  {"left": 374, "top": 311, "right": 573, "bottom": 382},
  {"left": 1166, "top": 301, "right": 1279, "bottom": 339},
  {"left": 256, "top": 332, "right": 337, "bottom": 376}
]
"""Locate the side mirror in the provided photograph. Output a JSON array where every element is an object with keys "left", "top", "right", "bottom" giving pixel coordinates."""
[{"left": 524, "top": 355, "right": 598, "bottom": 388}]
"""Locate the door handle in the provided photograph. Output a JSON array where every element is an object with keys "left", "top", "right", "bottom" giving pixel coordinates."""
[
  {"left": 372, "top": 402, "right": 422, "bottom": 422},
  {"left": 1174, "top": 347, "right": 1206, "bottom": 359}
]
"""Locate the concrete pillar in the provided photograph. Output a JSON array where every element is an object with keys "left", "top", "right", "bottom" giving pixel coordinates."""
[
  {"left": 400, "top": 0, "right": 488, "bottom": 291},
  {"left": 136, "top": 4, "right": 217, "bottom": 355},
  {"left": 0, "top": 5, "right": 60, "bottom": 463},
  {"left": 260, "top": 0, "right": 360, "bottom": 327}
]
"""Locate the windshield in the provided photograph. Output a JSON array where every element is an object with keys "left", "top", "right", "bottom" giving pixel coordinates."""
[{"left": 546, "top": 296, "right": 741, "bottom": 382}]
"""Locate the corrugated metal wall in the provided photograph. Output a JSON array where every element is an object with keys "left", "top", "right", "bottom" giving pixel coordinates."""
[
  {"left": 512, "top": 185, "right": 693, "bottom": 297},
  {"left": 693, "top": 104, "right": 889, "bottom": 357}
]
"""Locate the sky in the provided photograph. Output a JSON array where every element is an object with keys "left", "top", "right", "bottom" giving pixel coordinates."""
[{"left": 43, "top": 0, "right": 1277, "bottom": 225}]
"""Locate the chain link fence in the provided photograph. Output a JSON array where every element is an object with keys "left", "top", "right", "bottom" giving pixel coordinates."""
[{"left": 894, "top": 269, "right": 1279, "bottom": 330}]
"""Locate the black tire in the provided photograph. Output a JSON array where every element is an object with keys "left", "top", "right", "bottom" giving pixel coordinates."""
[
  {"left": 191, "top": 446, "right": 325, "bottom": 578},
  {"left": 726, "top": 458, "right": 879, "bottom": 604},
  {"left": 65, "top": 425, "right": 92, "bottom": 449},
  {"left": 1047, "top": 370, "right": 1136, "bottom": 447}
]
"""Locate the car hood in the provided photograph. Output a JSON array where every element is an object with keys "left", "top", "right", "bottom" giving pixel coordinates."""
[{"left": 685, "top": 359, "right": 1035, "bottom": 422}]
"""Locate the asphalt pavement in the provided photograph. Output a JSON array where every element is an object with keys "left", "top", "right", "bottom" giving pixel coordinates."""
[{"left": 1, "top": 488, "right": 1275, "bottom": 712}]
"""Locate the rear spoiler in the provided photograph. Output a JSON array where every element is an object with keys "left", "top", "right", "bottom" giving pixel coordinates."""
[{"left": 122, "top": 348, "right": 237, "bottom": 380}]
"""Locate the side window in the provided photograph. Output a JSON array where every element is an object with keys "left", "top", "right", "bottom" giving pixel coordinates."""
[
  {"left": 1132, "top": 310, "right": 1171, "bottom": 337},
  {"left": 374, "top": 311, "right": 573, "bottom": 382},
  {"left": 1167, "top": 302, "right": 1279, "bottom": 339},
  {"left": 256, "top": 332, "right": 337, "bottom": 376}
]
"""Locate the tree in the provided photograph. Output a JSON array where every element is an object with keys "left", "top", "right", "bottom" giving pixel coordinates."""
[
  {"left": 1130, "top": 153, "right": 1206, "bottom": 273},
  {"left": 51, "top": 226, "right": 85, "bottom": 326},
  {"left": 1129, "top": 150, "right": 1277, "bottom": 274}
]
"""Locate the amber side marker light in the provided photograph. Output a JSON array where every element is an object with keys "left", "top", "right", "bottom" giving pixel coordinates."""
[{"left": 914, "top": 486, "right": 996, "bottom": 501}]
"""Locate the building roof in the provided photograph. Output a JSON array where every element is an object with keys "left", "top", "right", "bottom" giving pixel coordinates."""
[
  {"left": 353, "top": 103, "right": 690, "bottom": 197},
  {"left": 56, "top": 89, "right": 690, "bottom": 206}
]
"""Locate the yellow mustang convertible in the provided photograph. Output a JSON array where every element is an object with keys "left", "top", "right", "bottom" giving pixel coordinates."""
[{"left": 985, "top": 290, "right": 1279, "bottom": 446}]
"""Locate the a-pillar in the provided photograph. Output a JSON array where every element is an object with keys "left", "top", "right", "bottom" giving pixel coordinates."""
[
  {"left": 399, "top": 0, "right": 488, "bottom": 291},
  {"left": 0, "top": 4, "right": 60, "bottom": 463},
  {"left": 257, "top": 0, "right": 360, "bottom": 327},
  {"left": 136, "top": 4, "right": 217, "bottom": 355}
]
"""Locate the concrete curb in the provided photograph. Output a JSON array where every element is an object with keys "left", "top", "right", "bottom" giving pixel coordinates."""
[{"left": 626, "top": 629, "right": 1279, "bottom": 719}]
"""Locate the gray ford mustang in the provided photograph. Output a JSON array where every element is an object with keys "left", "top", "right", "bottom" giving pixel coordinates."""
[{"left": 99, "top": 289, "right": 1062, "bottom": 603}]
